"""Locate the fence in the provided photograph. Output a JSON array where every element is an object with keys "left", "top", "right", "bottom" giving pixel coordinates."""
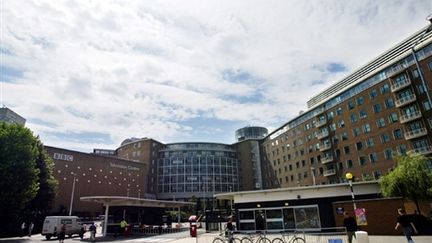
[{"left": 196, "top": 227, "right": 348, "bottom": 243}]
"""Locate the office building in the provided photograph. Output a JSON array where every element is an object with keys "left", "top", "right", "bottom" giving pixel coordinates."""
[
  {"left": 0, "top": 107, "right": 26, "bottom": 125},
  {"left": 261, "top": 24, "right": 432, "bottom": 188}
]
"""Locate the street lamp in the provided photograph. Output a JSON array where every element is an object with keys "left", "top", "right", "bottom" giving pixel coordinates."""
[
  {"left": 345, "top": 172, "right": 357, "bottom": 210},
  {"left": 69, "top": 173, "right": 77, "bottom": 216}
]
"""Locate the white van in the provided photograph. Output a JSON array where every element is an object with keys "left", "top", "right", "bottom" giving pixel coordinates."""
[{"left": 42, "top": 216, "right": 85, "bottom": 240}]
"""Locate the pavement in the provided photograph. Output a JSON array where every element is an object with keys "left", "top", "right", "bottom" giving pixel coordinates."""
[{"left": 1, "top": 229, "right": 431, "bottom": 243}]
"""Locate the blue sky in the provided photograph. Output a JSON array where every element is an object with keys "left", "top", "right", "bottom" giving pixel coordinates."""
[{"left": 1, "top": 0, "right": 431, "bottom": 152}]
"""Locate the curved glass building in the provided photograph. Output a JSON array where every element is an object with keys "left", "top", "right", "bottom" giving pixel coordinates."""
[
  {"left": 235, "top": 126, "right": 268, "bottom": 142},
  {"left": 156, "top": 143, "right": 240, "bottom": 200}
]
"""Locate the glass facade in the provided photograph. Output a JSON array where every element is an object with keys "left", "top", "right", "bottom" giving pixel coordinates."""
[
  {"left": 156, "top": 143, "right": 240, "bottom": 200},
  {"left": 236, "top": 126, "right": 268, "bottom": 142}
]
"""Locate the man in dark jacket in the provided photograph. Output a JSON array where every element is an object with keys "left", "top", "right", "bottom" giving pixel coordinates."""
[{"left": 343, "top": 211, "right": 357, "bottom": 243}]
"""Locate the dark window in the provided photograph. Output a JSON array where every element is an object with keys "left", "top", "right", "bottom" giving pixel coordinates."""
[{"left": 373, "top": 104, "right": 382, "bottom": 113}]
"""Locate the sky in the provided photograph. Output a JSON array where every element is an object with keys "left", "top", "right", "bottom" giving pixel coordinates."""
[{"left": 1, "top": 0, "right": 431, "bottom": 152}]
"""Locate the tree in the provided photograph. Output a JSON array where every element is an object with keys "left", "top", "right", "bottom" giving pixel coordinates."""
[
  {"left": 380, "top": 152, "right": 432, "bottom": 212},
  {"left": 0, "top": 122, "right": 57, "bottom": 236}
]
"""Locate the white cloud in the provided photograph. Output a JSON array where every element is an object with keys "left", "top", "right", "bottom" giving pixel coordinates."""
[{"left": 2, "top": 0, "right": 431, "bottom": 151}]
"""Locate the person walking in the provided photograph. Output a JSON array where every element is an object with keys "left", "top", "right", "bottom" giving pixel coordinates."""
[
  {"left": 58, "top": 223, "right": 66, "bottom": 243},
  {"left": 395, "top": 208, "right": 418, "bottom": 243},
  {"left": 28, "top": 222, "right": 34, "bottom": 237},
  {"left": 120, "top": 219, "right": 128, "bottom": 237},
  {"left": 89, "top": 223, "right": 97, "bottom": 243},
  {"left": 343, "top": 211, "right": 357, "bottom": 243},
  {"left": 20, "top": 222, "right": 26, "bottom": 237}
]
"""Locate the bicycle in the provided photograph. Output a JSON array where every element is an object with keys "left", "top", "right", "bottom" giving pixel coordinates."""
[
  {"left": 271, "top": 231, "right": 305, "bottom": 243},
  {"left": 212, "top": 231, "right": 242, "bottom": 243},
  {"left": 240, "top": 231, "right": 271, "bottom": 243}
]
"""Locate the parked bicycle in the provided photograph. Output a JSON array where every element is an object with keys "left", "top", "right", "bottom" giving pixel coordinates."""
[
  {"left": 212, "top": 231, "right": 242, "bottom": 243},
  {"left": 271, "top": 231, "right": 305, "bottom": 243},
  {"left": 240, "top": 231, "right": 271, "bottom": 243}
]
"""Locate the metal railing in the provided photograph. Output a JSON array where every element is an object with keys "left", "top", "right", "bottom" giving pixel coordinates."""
[
  {"left": 395, "top": 94, "right": 416, "bottom": 107},
  {"left": 404, "top": 127, "right": 428, "bottom": 140},
  {"left": 399, "top": 110, "right": 422, "bottom": 123},
  {"left": 390, "top": 76, "right": 411, "bottom": 92}
]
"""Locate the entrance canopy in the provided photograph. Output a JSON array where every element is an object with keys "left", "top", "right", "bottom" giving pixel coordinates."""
[
  {"left": 80, "top": 196, "right": 194, "bottom": 236},
  {"left": 81, "top": 196, "right": 194, "bottom": 208}
]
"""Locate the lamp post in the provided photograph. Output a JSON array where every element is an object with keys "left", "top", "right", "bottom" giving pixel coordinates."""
[
  {"left": 345, "top": 172, "right": 357, "bottom": 210},
  {"left": 69, "top": 173, "right": 77, "bottom": 216}
]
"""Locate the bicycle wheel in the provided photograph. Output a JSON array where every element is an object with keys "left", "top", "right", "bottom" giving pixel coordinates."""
[
  {"left": 233, "top": 237, "right": 242, "bottom": 243},
  {"left": 241, "top": 238, "right": 254, "bottom": 243},
  {"left": 258, "top": 237, "right": 272, "bottom": 243},
  {"left": 212, "top": 237, "right": 225, "bottom": 243},
  {"left": 271, "top": 237, "right": 284, "bottom": 243},
  {"left": 292, "top": 237, "right": 305, "bottom": 243}
]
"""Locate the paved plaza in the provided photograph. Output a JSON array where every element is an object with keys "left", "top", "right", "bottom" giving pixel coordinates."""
[{"left": 1, "top": 229, "right": 431, "bottom": 243}]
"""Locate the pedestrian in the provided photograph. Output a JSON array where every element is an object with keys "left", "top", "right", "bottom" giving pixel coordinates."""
[
  {"left": 343, "top": 211, "right": 357, "bottom": 243},
  {"left": 395, "top": 208, "right": 418, "bottom": 243},
  {"left": 58, "top": 223, "right": 66, "bottom": 243},
  {"left": 20, "top": 222, "right": 26, "bottom": 237},
  {"left": 120, "top": 219, "right": 128, "bottom": 237},
  {"left": 28, "top": 222, "right": 34, "bottom": 237},
  {"left": 89, "top": 222, "right": 97, "bottom": 243}
]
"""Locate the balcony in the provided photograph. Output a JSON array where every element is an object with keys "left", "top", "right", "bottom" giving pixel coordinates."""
[
  {"left": 391, "top": 78, "right": 411, "bottom": 92},
  {"left": 395, "top": 94, "right": 416, "bottom": 107},
  {"left": 315, "top": 119, "right": 327, "bottom": 128},
  {"left": 404, "top": 127, "right": 428, "bottom": 140},
  {"left": 411, "top": 146, "right": 432, "bottom": 155},
  {"left": 321, "top": 155, "right": 334, "bottom": 164},
  {"left": 400, "top": 111, "right": 422, "bottom": 124},
  {"left": 323, "top": 169, "right": 336, "bottom": 177},
  {"left": 319, "top": 143, "right": 332, "bottom": 152},
  {"left": 316, "top": 130, "right": 329, "bottom": 139}
]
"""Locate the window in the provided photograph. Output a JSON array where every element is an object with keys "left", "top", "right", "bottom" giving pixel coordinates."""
[
  {"left": 330, "top": 123, "right": 337, "bottom": 131},
  {"left": 423, "top": 101, "right": 432, "bottom": 111},
  {"left": 385, "top": 98, "right": 395, "bottom": 109},
  {"left": 380, "top": 83, "right": 390, "bottom": 94},
  {"left": 373, "top": 104, "right": 382, "bottom": 113},
  {"left": 369, "top": 153, "right": 378, "bottom": 163},
  {"left": 357, "top": 96, "right": 364, "bottom": 105},
  {"left": 359, "top": 156, "right": 368, "bottom": 166},
  {"left": 417, "top": 84, "right": 427, "bottom": 94},
  {"left": 388, "top": 113, "right": 398, "bottom": 123},
  {"left": 363, "top": 123, "right": 371, "bottom": 133},
  {"left": 377, "top": 118, "right": 386, "bottom": 128},
  {"left": 350, "top": 114, "right": 358, "bottom": 123},
  {"left": 370, "top": 89, "right": 377, "bottom": 99},
  {"left": 343, "top": 146, "right": 350, "bottom": 154},
  {"left": 336, "top": 107, "right": 343, "bottom": 115},
  {"left": 341, "top": 132, "right": 348, "bottom": 141},
  {"left": 381, "top": 133, "right": 390, "bottom": 143},
  {"left": 327, "top": 111, "right": 335, "bottom": 119},
  {"left": 412, "top": 68, "right": 422, "bottom": 78},
  {"left": 353, "top": 127, "right": 361, "bottom": 137},
  {"left": 373, "top": 171, "right": 382, "bottom": 180},
  {"left": 398, "top": 144, "right": 407, "bottom": 155},
  {"left": 338, "top": 120, "right": 345, "bottom": 128},
  {"left": 393, "top": 129, "right": 403, "bottom": 139},
  {"left": 356, "top": 142, "right": 363, "bottom": 151},
  {"left": 347, "top": 101, "right": 355, "bottom": 110},
  {"left": 384, "top": 149, "right": 393, "bottom": 160},
  {"left": 359, "top": 110, "right": 367, "bottom": 119},
  {"left": 346, "top": 160, "right": 353, "bottom": 168},
  {"left": 366, "top": 138, "right": 375, "bottom": 147}
]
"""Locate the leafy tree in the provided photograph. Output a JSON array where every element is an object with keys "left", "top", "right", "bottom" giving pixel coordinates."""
[
  {"left": 380, "top": 152, "right": 432, "bottom": 212},
  {"left": 0, "top": 122, "right": 57, "bottom": 236}
]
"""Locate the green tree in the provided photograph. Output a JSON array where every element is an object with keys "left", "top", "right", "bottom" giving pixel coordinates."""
[
  {"left": 380, "top": 152, "right": 432, "bottom": 212},
  {"left": 0, "top": 122, "right": 57, "bottom": 236}
]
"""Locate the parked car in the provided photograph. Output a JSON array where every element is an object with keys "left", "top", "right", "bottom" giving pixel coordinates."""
[{"left": 42, "top": 216, "right": 85, "bottom": 240}]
